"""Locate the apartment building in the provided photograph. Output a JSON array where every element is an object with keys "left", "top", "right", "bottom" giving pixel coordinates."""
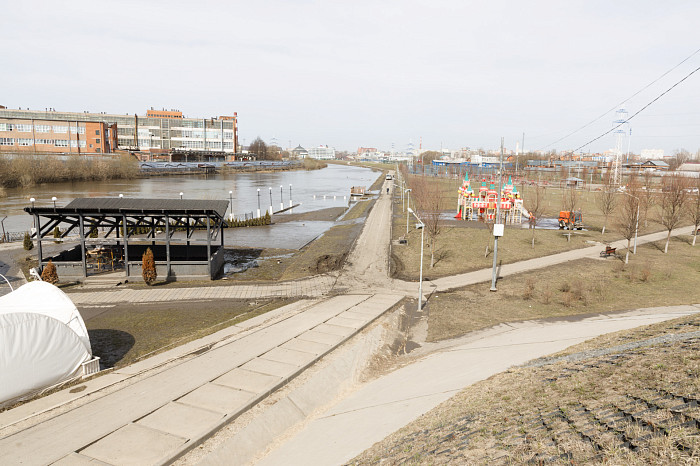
[{"left": 0, "top": 108, "right": 238, "bottom": 157}]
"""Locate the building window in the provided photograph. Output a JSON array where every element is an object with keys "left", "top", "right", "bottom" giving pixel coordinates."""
[
  {"left": 18, "top": 138, "right": 33, "bottom": 146},
  {"left": 0, "top": 123, "right": 13, "bottom": 131},
  {"left": 0, "top": 138, "right": 14, "bottom": 145},
  {"left": 14, "top": 124, "right": 33, "bottom": 132},
  {"left": 72, "top": 126, "right": 85, "bottom": 135},
  {"left": 54, "top": 140, "right": 68, "bottom": 147},
  {"left": 35, "top": 125, "right": 51, "bottom": 133},
  {"left": 95, "top": 129, "right": 100, "bottom": 135},
  {"left": 95, "top": 148, "right": 101, "bottom": 153},
  {"left": 95, "top": 138, "right": 101, "bottom": 144},
  {"left": 79, "top": 140, "right": 86, "bottom": 148},
  {"left": 53, "top": 126, "right": 68, "bottom": 134},
  {"left": 36, "top": 139, "right": 53, "bottom": 145}
]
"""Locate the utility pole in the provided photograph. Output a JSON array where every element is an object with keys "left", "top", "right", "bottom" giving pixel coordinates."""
[{"left": 490, "top": 138, "right": 504, "bottom": 292}]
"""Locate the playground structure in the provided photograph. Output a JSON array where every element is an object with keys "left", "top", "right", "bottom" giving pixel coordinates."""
[{"left": 456, "top": 172, "right": 529, "bottom": 224}]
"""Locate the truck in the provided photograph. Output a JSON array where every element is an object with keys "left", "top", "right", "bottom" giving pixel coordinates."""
[{"left": 558, "top": 210, "right": 583, "bottom": 230}]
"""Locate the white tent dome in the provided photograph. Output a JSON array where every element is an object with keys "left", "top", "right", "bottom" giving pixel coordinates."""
[{"left": 0, "top": 281, "right": 93, "bottom": 406}]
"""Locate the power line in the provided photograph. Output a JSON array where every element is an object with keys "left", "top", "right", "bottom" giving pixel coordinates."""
[
  {"left": 570, "top": 64, "right": 700, "bottom": 154},
  {"left": 540, "top": 46, "right": 700, "bottom": 150}
]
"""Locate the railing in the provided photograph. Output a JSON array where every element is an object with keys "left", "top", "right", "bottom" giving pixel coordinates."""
[{"left": 0, "top": 231, "right": 26, "bottom": 243}]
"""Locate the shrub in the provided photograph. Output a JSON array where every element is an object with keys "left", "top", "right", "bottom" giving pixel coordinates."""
[
  {"left": 23, "top": 231, "right": 33, "bottom": 250},
  {"left": 41, "top": 260, "right": 59, "bottom": 284},
  {"left": 264, "top": 211, "right": 271, "bottom": 225},
  {"left": 559, "top": 281, "right": 571, "bottom": 293},
  {"left": 640, "top": 263, "right": 652, "bottom": 282},
  {"left": 89, "top": 228, "right": 99, "bottom": 238},
  {"left": 53, "top": 226, "right": 61, "bottom": 238},
  {"left": 541, "top": 287, "right": 553, "bottom": 305},
  {"left": 142, "top": 247, "right": 157, "bottom": 285},
  {"left": 523, "top": 278, "right": 536, "bottom": 300}
]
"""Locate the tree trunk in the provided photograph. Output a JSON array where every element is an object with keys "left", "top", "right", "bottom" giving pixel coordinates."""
[
  {"left": 531, "top": 227, "right": 536, "bottom": 249},
  {"left": 430, "top": 238, "right": 435, "bottom": 268},
  {"left": 664, "top": 230, "right": 671, "bottom": 253},
  {"left": 625, "top": 239, "right": 631, "bottom": 264},
  {"left": 693, "top": 229, "right": 698, "bottom": 246},
  {"left": 601, "top": 224, "right": 606, "bottom": 235}
]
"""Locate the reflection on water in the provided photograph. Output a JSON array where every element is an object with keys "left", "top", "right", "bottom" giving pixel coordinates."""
[{"left": 1, "top": 164, "right": 376, "bottom": 233}]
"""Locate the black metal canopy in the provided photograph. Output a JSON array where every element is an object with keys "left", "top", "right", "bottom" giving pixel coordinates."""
[
  {"left": 26, "top": 197, "right": 229, "bottom": 280},
  {"left": 27, "top": 197, "right": 229, "bottom": 218}
]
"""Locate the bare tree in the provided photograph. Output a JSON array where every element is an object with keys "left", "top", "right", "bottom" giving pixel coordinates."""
[
  {"left": 595, "top": 173, "right": 617, "bottom": 235},
  {"left": 412, "top": 175, "right": 444, "bottom": 268},
  {"left": 658, "top": 173, "right": 689, "bottom": 253},
  {"left": 686, "top": 178, "right": 700, "bottom": 246},
  {"left": 561, "top": 185, "right": 580, "bottom": 242},
  {"left": 248, "top": 137, "right": 268, "bottom": 160},
  {"left": 640, "top": 171, "right": 656, "bottom": 228},
  {"left": 525, "top": 184, "right": 547, "bottom": 248},
  {"left": 614, "top": 193, "right": 639, "bottom": 264},
  {"left": 668, "top": 149, "right": 691, "bottom": 170}
]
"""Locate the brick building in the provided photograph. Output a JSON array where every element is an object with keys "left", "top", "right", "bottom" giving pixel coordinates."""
[{"left": 0, "top": 107, "right": 238, "bottom": 159}]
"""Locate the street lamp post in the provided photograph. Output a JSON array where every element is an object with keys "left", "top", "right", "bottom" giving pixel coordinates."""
[
  {"left": 404, "top": 189, "right": 412, "bottom": 236},
  {"left": 490, "top": 138, "right": 505, "bottom": 292},
  {"left": 289, "top": 184, "right": 293, "bottom": 208},
  {"left": 280, "top": 185, "right": 284, "bottom": 211},
  {"left": 52, "top": 196, "right": 57, "bottom": 209},
  {"left": 179, "top": 192, "right": 183, "bottom": 200},
  {"left": 408, "top": 207, "right": 425, "bottom": 312},
  {"left": 257, "top": 188, "right": 261, "bottom": 218}
]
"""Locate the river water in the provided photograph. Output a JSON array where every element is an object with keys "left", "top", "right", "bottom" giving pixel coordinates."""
[{"left": 0, "top": 164, "right": 378, "bottom": 248}]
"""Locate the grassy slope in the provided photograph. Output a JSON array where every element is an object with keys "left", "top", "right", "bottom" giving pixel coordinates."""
[{"left": 353, "top": 312, "right": 700, "bottom": 464}]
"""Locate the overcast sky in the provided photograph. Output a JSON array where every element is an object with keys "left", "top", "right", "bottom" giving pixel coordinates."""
[{"left": 3, "top": 1, "right": 700, "bottom": 155}]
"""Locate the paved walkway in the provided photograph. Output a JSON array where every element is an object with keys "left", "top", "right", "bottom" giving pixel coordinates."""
[
  {"left": 253, "top": 304, "right": 700, "bottom": 465},
  {"left": 68, "top": 273, "right": 338, "bottom": 304},
  {"left": 0, "top": 293, "right": 403, "bottom": 465}
]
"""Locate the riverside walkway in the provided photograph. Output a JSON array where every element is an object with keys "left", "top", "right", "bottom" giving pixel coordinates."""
[{"left": 1, "top": 171, "right": 697, "bottom": 465}]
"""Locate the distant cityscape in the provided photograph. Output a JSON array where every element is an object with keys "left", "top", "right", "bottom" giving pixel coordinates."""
[{"left": 1, "top": 104, "right": 699, "bottom": 173}]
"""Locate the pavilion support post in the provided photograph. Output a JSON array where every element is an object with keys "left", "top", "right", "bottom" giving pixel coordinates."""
[
  {"left": 33, "top": 213, "right": 43, "bottom": 271},
  {"left": 122, "top": 214, "right": 129, "bottom": 278},
  {"left": 79, "top": 214, "right": 87, "bottom": 278},
  {"left": 165, "top": 215, "right": 171, "bottom": 279},
  {"left": 206, "top": 214, "right": 212, "bottom": 278}
]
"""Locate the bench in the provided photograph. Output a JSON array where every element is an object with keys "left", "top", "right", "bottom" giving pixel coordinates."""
[{"left": 600, "top": 246, "right": 616, "bottom": 258}]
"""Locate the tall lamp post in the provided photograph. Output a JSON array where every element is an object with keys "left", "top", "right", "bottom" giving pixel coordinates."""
[
  {"left": 404, "top": 188, "right": 412, "bottom": 236},
  {"left": 407, "top": 207, "right": 424, "bottom": 312},
  {"left": 490, "top": 138, "right": 504, "bottom": 292},
  {"left": 280, "top": 185, "right": 284, "bottom": 211},
  {"left": 52, "top": 196, "right": 57, "bottom": 209},
  {"left": 289, "top": 184, "right": 293, "bottom": 208},
  {"left": 228, "top": 190, "right": 233, "bottom": 221},
  {"left": 257, "top": 188, "right": 261, "bottom": 218}
]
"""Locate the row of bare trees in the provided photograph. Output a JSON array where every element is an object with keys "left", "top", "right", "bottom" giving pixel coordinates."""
[{"left": 594, "top": 172, "right": 700, "bottom": 262}]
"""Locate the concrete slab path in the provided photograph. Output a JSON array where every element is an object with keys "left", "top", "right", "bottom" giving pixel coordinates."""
[
  {"left": 0, "top": 293, "right": 403, "bottom": 466},
  {"left": 253, "top": 304, "right": 700, "bottom": 466}
]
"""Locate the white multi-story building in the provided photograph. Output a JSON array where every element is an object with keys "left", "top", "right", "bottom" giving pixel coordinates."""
[{"left": 307, "top": 146, "right": 336, "bottom": 160}]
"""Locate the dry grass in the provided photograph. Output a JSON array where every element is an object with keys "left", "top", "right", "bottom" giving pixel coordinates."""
[
  {"left": 85, "top": 299, "right": 293, "bottom": 369},
  {"left": 353, "top": 314, "right": 700, "bottom": 465},
  {"left": 391, "top": 176, "right": 683, "bottom": 281},
  {"left": 0, "top": 154, "right": 139, "bottom": 188},
  {"left": 425, "top": 237, "right": 700, "bottom": 342}
]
